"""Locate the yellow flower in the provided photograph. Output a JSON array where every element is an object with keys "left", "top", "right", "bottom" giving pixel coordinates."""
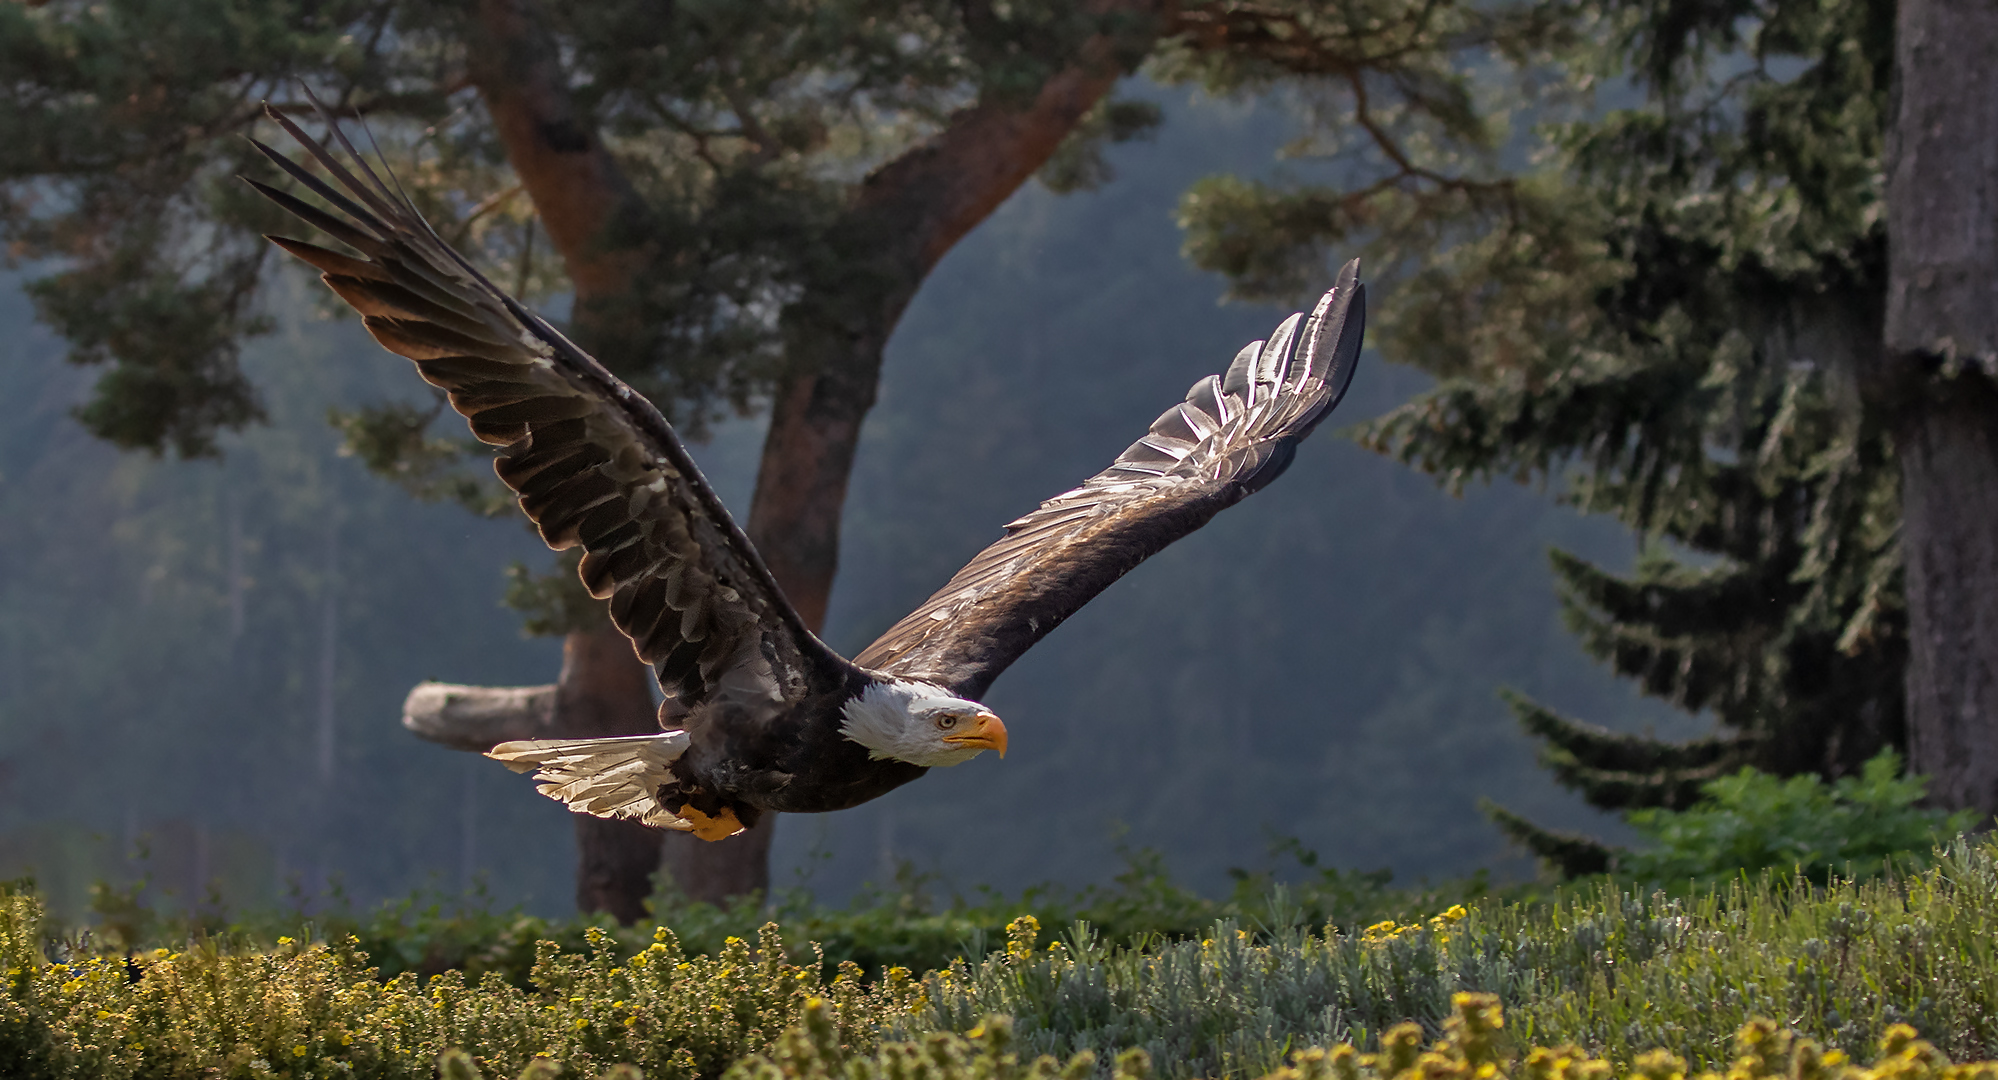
[
  {"left": 293, "top": 1046, "right": 309, "bottom": 1058},
  {"left": 573, "top": 1017, "right": 589, "bottom": 1030},
  {"left": 1363, "top": 920, "right": 1403, "bottom": 943}
]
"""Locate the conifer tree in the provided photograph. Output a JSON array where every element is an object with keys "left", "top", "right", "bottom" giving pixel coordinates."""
[{"left": 1176, "top": 0, "right": 1910, "bottom": 867}]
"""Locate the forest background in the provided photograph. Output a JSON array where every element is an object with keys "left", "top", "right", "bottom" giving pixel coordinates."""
[{"left": 0, "top": 11, "right": 1716, "bottom": 920}]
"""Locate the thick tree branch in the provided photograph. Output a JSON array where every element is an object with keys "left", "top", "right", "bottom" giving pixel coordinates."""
[
  {"left": 467, "top": 0, "right": 656, "bottom": 356},
  {"left": 748, "top": 1, "right": 1166, "bottom": 629},
  {"left": 402, "top": 682, "right": 557, "bottom": 749}
]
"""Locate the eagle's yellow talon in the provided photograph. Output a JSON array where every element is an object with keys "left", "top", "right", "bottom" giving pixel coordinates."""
[{"left": 678, "top": 804, "right": 746, "bottom": 841}]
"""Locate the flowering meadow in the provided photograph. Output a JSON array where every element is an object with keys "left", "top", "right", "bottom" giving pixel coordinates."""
[{"left": 7, "top": 840, "right": 1998, "bottom": 1078}]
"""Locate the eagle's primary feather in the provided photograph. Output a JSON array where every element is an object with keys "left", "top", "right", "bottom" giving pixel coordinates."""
[{"left": 248, "top": 98, "right": 1364, "bottom": 840}]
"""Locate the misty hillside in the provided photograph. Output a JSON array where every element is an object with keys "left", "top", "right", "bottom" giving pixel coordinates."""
[{"left": 0, "top": 88, "right": 1688, "bottom": 917}]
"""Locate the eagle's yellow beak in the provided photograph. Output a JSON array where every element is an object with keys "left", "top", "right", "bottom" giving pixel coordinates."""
[{"left": 943, "top": 712, "right": 1008, "bottom": 758}]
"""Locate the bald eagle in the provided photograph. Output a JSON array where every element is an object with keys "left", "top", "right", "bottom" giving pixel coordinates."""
[{"left": 246, "top": 105, "right": 1364, "bottom": 842}]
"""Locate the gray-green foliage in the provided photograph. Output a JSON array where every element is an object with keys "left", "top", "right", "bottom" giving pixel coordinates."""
[
  {"left": 904, "top": 841, "right": 1998, "bottom": 1077},
  {"left": 758, "top": 994, "right": 1998, "bottom": 1080},
  {"left": 728, "top": 1007, "right": 1135, "bottom": 1080}
]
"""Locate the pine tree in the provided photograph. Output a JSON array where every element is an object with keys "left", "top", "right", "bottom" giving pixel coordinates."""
[{"left": 1176, "top": 0, "right": 1907, "bottom": 868}]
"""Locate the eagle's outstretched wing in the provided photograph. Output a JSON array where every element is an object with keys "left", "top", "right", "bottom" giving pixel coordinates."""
[
  {"left": 855, "top": 264, "right": 1365, "bottom": 699},
  {"left": 247, "top": 103, "right": 852, "bottom": 712}
]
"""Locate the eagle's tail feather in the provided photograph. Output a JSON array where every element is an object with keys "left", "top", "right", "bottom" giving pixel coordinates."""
[{"left": 486, "top": 732, "right": 693, "bottom": 830}]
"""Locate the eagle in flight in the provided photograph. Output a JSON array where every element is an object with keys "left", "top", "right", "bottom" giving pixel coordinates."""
[{"left": 247, "top": 104, "right": 1365, "bottom": 842}]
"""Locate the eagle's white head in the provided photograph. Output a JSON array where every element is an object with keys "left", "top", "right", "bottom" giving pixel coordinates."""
[{"left": 839, "top": 679, "right": 1009, "bottom": 767}]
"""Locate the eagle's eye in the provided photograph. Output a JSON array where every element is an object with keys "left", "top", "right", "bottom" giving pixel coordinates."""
[{"left": 935, "top": 714, "right": 958, "bottom": 730}]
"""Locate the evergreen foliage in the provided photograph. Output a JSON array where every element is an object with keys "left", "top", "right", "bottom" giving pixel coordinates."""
[
  {"left": 0, "top": 0, "right": 1137, "bottom": 452},
  {"left": 1175, "top": 0, "right": 1904, "bottom": 822}
]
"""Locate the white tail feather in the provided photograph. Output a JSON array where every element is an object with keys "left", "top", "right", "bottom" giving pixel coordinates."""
[{"left": 486, "top": 732, "right": 692, "bottom": 830}]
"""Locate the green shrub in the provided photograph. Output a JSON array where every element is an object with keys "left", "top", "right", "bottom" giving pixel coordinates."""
[{"left": 1620, "top": 751, "right": 1979, "bottom": 886}]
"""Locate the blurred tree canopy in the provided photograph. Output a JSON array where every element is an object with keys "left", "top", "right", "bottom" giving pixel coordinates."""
[
  {"left": 0, "top": 0, "right": 1571, "bottom": 598},
  {"left": 1176, "top": 0, "right": 1905, "bottom": 857}
]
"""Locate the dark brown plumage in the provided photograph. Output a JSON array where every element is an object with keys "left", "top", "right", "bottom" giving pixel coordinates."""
[{"left": 247, "top": 101, "right": 1364, "bottom": 841}]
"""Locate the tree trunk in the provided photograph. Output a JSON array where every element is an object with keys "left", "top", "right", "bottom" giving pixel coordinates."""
[
  {"left": 746, "top": 4, "right": 1157, "bottom": 630},
  {"left": 1885, "top": 0, "right": 1998, "bottom": 816},
  {"left": 468, "top": 0, "right": 686, "bottom": 921}
]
